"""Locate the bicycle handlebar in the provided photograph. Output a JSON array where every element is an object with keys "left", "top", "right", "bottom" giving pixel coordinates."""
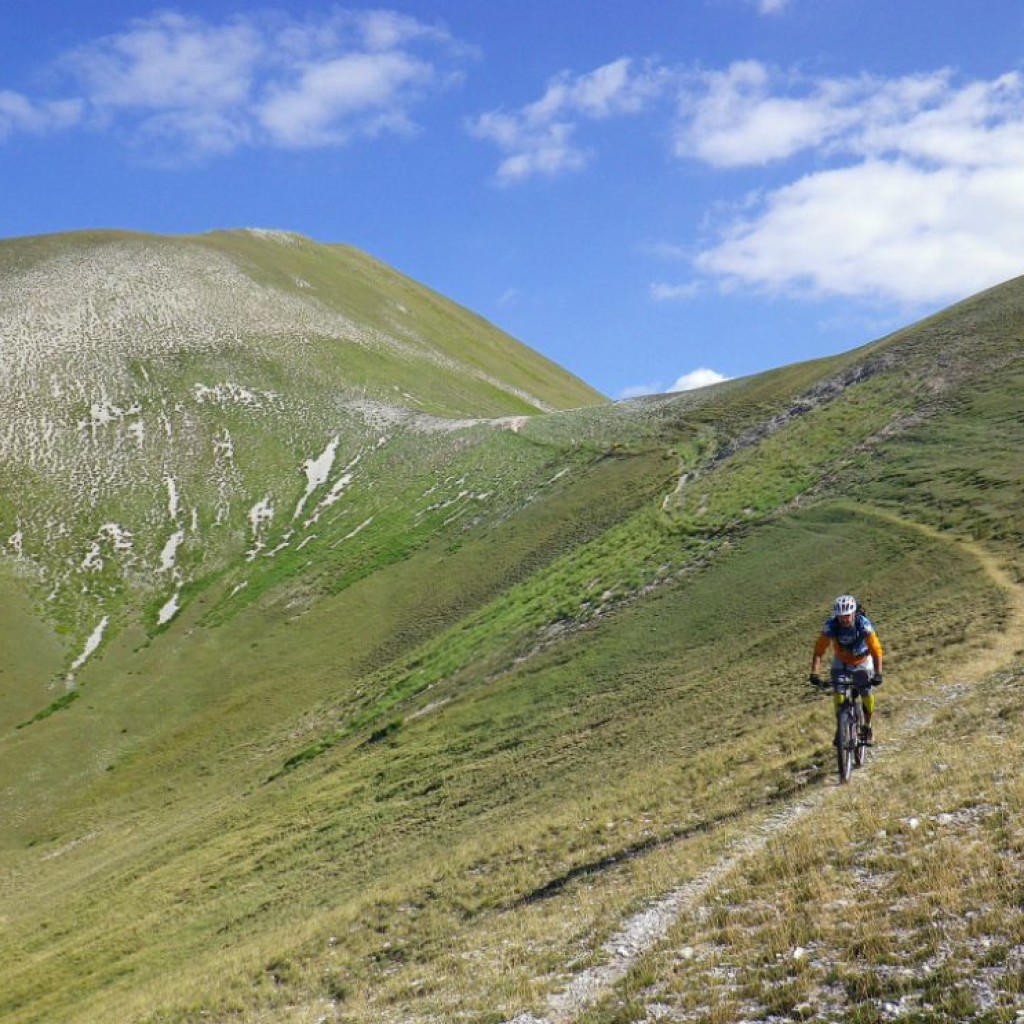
[
  {"left": 808, "top": 676, "right": 875, "bottom": 698},
  {"left": 830, "top": 678, "right": 873, "bottom": 695}
]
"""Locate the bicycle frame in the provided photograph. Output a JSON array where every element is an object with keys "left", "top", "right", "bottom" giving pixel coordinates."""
[{"left": 831, "top": 672, "right": 873, "bottom": 784}]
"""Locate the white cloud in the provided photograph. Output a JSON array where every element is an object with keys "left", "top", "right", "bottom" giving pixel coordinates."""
[
  {"left": 673, "top": 62, "right": 953, "bottom": 168},
  {"left": 470, "top": 113, "right": 587, "bottom": 184},
  {"left": 470, "top": 53, "right": 1024, "bottom": 301},
  {"left": 258, "top": 52, "right": 434, "bottom": 147},
  {"left": 680, "top": 64, "right": 1024, "bottom": 304},
  {"left": 528, "top": 57, "right": 665, "bottom": 121},
  {"left": 64, "top": 12, "right": 260, "bottom": 111},
  {"left": 701, "top": 159, "right": 1024, "bottom": 303},
  {"left": 468, "top": 57, "right": 669, "bottom": 184},
  {"left": 619, "top": 367, "right": 731, "bottom": 399},
  {"left": 855, "top": 71, "right": 1024, "bottom": 168},
  {"left": 674, "top": 61, "right": 849, "bottom": 166},
  {"left": 671, "top": 368, "right": 731, "bottom": 391},
  {"left": 4, "top": 9, "right": 468, "bottom": 159}
]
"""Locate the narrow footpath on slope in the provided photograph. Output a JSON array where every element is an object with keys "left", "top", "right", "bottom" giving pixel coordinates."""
[{"left": 504, "top": 519, "right": 1024, "bottom": 1024}]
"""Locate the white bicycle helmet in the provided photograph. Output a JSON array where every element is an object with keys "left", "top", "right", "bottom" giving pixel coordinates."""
[{"left": 833, "top": 594, "right": 857, "bottom": 617}]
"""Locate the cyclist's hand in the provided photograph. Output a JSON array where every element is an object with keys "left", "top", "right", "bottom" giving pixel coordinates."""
[
  {"left": 871, "top": 673, "right": 883, "bottom": 687},
  {"left": 809, "top": 673, "right": 823, "bottom": 687}
]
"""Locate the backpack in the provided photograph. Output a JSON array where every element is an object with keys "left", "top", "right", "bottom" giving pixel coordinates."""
[{"left": 852, "top": 604, "right": 871, "bottom": 643}]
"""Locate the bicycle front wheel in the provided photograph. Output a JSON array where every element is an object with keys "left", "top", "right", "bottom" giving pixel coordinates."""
[
  {"left": 853, "top": 702, "right": 867, "bottom": 769},
  {"left": 837, "top": 706, "right": 856, "bottom": 784}
]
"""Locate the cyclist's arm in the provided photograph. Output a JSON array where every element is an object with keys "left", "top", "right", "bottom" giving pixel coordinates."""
[
  {"left": 868, "top": 632, "right": 883, "bottom": 675},
  {"left": 810, "top": 634, "right": 830, "bottom": 676}
]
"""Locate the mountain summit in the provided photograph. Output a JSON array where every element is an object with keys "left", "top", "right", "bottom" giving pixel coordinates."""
[{"left": 0, "top": 228, "right": 603, "bottom": 659}]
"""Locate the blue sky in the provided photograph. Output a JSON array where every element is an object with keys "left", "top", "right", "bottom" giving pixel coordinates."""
[{"left": 4, "top": 1, "right": 1024, "bottom": 399}]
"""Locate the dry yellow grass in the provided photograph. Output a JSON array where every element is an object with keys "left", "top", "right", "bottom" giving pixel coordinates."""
[{"left": 567, "top": 528, "right": 1024, "bottom": 1024}]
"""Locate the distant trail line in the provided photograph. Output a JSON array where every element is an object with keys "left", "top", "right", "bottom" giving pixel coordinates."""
[
  {"left": 861, "top": 506, "right": 1024, "bottom": 675},
  {"left": 504, "top": 514, "right": 1024, "bottom": 1024}
]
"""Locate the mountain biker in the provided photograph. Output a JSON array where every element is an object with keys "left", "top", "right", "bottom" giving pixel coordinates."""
[{"left": 809, "top": 594, "right": 884, "bottom": 743}]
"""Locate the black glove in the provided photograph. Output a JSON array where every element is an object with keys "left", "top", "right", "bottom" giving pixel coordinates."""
[
  {"left": 871, "top": 673, "right": 883, "bottom": 687},
  {"left": 809, "top": 673, "right": 823, "bottom": 687}
]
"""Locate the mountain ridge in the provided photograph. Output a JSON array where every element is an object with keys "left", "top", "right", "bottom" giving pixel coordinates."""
[{"left": 1, "top": 232, "right": 1023, "bottom": 1022}]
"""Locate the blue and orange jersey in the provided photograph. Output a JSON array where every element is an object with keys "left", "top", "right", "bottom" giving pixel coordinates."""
[{"left": 814, "top": 613, "right": 884, "bottom": 667}]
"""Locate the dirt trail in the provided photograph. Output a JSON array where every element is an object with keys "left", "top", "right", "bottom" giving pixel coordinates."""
[
  {"left": 862, "top": 508, "right": 1024, "bottom": 681},
  {"left": 504, "top": 522, "right": 1024, "bottom": 1024},
  {"left": 506, "top": 796, "right": 828, "bottom": 1024}
]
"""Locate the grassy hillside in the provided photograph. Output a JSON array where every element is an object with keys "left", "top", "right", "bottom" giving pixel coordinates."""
[
  {"left": 0, "top": 228, "right": 603, "bottom": 655},
  {"left": 1, "top": 236, "right": 1023, "bottom": 1023}
]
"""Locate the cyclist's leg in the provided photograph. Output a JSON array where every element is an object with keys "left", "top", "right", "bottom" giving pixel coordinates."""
[
  {"left": 852, "top": 662, "right": 875, "bottom": 739},
  {"left": 860, "top": 690, "right": 875, "bottom": 741}
]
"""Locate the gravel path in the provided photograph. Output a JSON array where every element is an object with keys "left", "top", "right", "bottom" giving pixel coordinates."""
[
  {"left": 502, "top": 792, "right": 826, "bottom": 1024},
  {"left": 502, "top": 530, "right": 1024, "bottom": 1024},
  {"left": 501, "top": 680, "right": 973, "bottom": 1024}
]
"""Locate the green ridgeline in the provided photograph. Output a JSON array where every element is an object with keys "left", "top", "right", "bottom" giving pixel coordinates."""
[{"left": 1, "top": 248, "right": 1023, "bottom": 1022}]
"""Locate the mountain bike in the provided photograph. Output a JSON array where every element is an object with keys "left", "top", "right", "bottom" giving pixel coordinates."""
[{"left": 830, "top": 673, "right": 874, "bottom": 784}]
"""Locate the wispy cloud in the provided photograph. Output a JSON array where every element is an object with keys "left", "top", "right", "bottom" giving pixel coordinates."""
[
  {"left": 0, "top": 91, "right": 84, "bottom": 140},
  {"left": 617, "top": 382, "right": 664, "bottom": 400},
  {"left": 467, "top": 57, "right": 669, "bottom": 185},
  {"left": 650, "top": 281, "right": 700, "bottom": 302},
  {"left": 3, "top": 9, "right": 470, "bottom": 161},
  {"left": 672, "top": 61, "right": 951, "bottom": 168},
  {"left": 471, "top": 50, "right": 1024, "bottom": 306}
]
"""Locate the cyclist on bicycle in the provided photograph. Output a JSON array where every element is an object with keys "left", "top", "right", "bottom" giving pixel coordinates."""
[{"left": 809, "top": 594, "right": 884, "bottom": 742}]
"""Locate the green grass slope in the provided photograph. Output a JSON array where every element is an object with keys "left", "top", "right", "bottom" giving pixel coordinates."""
[{"left": 1, "top": 251, "right": 1024, "bottom": 1023}]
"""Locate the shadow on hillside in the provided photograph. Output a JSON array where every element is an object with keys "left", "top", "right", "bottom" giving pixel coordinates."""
[{"left": 511, "top": 770, "right": 827, "bottom": 907}]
